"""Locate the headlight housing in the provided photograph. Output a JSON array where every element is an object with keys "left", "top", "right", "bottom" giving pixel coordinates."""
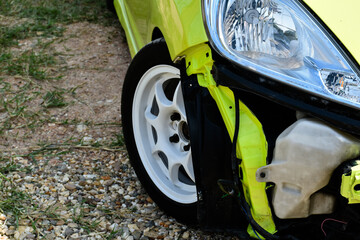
[{"left": 203, "top": 0, "right": 360, "bottom": 108}]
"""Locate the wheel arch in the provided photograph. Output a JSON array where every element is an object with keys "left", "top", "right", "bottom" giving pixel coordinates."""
[
  {"left": 151, "top": 27, "right": 163, "bottom": 41},
  {"left": 147, "top": 1, "right": 208, "bottom": 60}
]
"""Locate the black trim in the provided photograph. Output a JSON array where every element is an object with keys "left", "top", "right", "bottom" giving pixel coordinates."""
[
  {"left": 212, "top": 62, "right": 360, "bottom": 136},
  {"left": 180, "top": 63, "right": 249, "bottom": 237}
]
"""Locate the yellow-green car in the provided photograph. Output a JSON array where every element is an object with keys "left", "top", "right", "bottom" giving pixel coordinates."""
[{"left": 111, "top": 0, "right": 360, "bottom": 239}]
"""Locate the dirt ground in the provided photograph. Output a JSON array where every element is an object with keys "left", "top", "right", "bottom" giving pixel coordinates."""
[
  {"left": 2, "top": 21, "right": 129, "bottom": 150},
  {"left": 0, "top": 8, "right": 239, "bottom": 240}
]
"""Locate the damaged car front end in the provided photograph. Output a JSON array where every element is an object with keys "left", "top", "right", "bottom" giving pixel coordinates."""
[{"left": 114, "top": 0, "right": 360, "bottom": 238}]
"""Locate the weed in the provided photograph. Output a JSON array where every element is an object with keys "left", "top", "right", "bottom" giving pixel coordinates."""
[
  {"left": 42, "top": 90, "right": 68, "bottom": 108},
  {"left": 0, "top": 51, "right": 57, "bottom": 80},
  {"left": 0, "top": 22, "right": 64, "bottom": 48},
  {"left": 109, "top": 133, "right": 125, "bottom": 148},
  {"left": 0, "top": 0, "right": 116, "bottom": 25},
  {"left": 106, "top": 229, "right": 120, "bottom": 240},
  {"left": 0, "top": 156, "right": 32, "bottom": 227},
  {"left": 42, "top": 205, "right": 61, "bottom": 220},
  {"left": 71, "top": 204, "right": 103, "bottom": 233}
]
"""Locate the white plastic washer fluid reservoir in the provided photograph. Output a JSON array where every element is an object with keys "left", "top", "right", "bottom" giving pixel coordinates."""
[{"left": 256, "top": 118, "right": 360, "bottom": 219}]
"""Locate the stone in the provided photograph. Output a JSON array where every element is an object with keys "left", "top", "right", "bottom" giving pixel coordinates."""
[
  {"left": 45, "top": 233, "right": 56, "bottom": 240},
  {"left": 82, "top": 136, "right": 94, "bottom": 145},
  {"left": 143, "top": 228, "right": 159, "bottom": 239},
  {"left": 26, "top": 233, "right": 36, "bottom": 239},
  {"left": 76, "top": 124, "right": 87, "bottom": 133},
  {"left": 182, "top": 231, "right": 190, "bottom": 239},
  {"left": 14, "top": 226, "right": 32, "bottom": 240},
  {"left": 68, "top": 223, "right": 78, "bottom": 228},
  {"left": 5, "top": 229, "right": 15, "bottom": 235},
  {"left": 128, "top": 224, "right": 139, "bottom": 232},
  {"left": 70, "top": 233, "right": 79, "bottom": 238},
  {"left": 56, "top": 220, "right": 65, "bottom": 226},
  {"left": 64, "top": 228, "right": 74, "bottom": 237},
  {"left": 64, "top": 183, "right": 77, "bottom": 191}
]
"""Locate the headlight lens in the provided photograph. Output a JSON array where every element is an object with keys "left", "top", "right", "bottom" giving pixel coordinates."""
[{"left": 203, "top": 0, "right": 360, "bottom": 108}]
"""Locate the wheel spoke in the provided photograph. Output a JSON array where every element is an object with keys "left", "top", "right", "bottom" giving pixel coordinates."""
[
  {"left": 151, "top": 134, "right": 169, "bottom": 155},
  {"left": 166, "top": 149, "right": 194, "bottom": 186},
  {"left": 168, "top": 162, "right": 180, "bottom": 185},
  {"left": 152, "top": 140, "right": 188, "bottom": 187},
  {"left": 144, "top": 104, "right": 157, "bottom": 126},
  {"left": 172, "top": 82, "right": 186, "bottom": 118}
]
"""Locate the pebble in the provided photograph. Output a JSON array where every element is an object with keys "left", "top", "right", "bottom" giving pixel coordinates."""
[
  {"left": 82, "top": 136, "right": 94, "bottom": 145},
  {"left": 56, "top": 220, "right": 65, "bottom": 226},
  {"left": 0, "top": 144, "right": 231, "bottom": 240},
  {"left": 70, "top": 233, "right": 79, "bottom": 238},
  {"left": 64, "top": 183, "right": 77, "bottom": 190},
  {"left": 64, "top": 227, "right": 74, "bottom": 237},
  {"left": 143, "top": 227, "right": 159, "bottom": 239},
  {"left": 76, "top": 124, "right": 87, "bottom": 133},
  {"left": 68, "top": 223, "right": 78, "bottom": 228},
  {"left": 84, "top": 174, "right": 97, "bottom": 180},
  {"left": 62, "top": 174, "right": 70, "bottom": 183},
  {"left": 26, "top": 233, "right": 36, "bottom": 239},
  {"left": 182, "top": 231, "right": 190, "bottom": 239},
  {"left": 128, "top": 224, "right": 139, "bottom": 232},
  {"left": 45, "top": 233, "right": 56, "bottom": 239},
  {"left": 5, "top": 230, "right": 14, "bottom": 235}
]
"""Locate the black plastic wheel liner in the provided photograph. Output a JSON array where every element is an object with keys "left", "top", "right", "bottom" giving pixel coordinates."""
[{"left": 179, "top": 65, "right": 249, "bottom": 237}]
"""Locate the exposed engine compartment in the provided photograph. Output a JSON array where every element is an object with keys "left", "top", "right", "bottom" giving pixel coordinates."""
[{"left": 256, "top": 118, "right": 360, "bottom": 219}]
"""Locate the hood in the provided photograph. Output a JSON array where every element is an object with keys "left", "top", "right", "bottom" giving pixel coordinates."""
[{"left": 303, "top": 0, "right": 360, "bottom": 65}]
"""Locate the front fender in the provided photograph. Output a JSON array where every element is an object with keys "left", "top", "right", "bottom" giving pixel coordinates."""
[
  {"left": 149, "top": 1, "right": 208, "bottom": 60},
  {"left": 114, "top": 0, "right": 208, "bottom": 60}
]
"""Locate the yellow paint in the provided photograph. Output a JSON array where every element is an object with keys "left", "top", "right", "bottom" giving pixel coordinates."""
[
  {"left": 341, "top": 161, "right": 360, "bottom": 204},
  {"left": 303, "top": 0, "right": 360, "bottom": 64},
  {"left": 185, "top": 44, "right": 276, "bottom": 238},
  {"left": 114, "top": 0, "right": 141, "bottom": 57},
  {"left": 114, "top": 0, "right": 208, "bottom": 60}
]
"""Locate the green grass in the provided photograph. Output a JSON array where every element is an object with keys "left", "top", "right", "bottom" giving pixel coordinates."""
[
  {"left": 0, "top": 0, "right": 116, "bottom": 49},
  {"left": 110, "top": 133, "right": 125, "bottom": 148},
  {"left": 0, "top": 0, "right": 119, "bottom": 133},
  {"left": 0, "top": 0, "right": 116, "bottom": 25},
  {"left": 0, "top": 22, "right": 64, "bottom": 48},
  {"left": 42, "top": 90, "right": 68, "bottom": 108},
  {"left": 0, "top": 156, "right": 32, "bottom": 226},
  {"left": 0, "top": 0, "right": 125, "bottom": 236},
  {"left": 0, "top": 51, "right": 57, "bottom": 80},
  {"left": 0, "top": 78, "right": 41, "bottom": 133}
]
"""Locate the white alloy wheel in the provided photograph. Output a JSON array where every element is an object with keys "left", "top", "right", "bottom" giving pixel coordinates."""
[{"left": 132, "top": 65, "right": 197, "bottom": 204}]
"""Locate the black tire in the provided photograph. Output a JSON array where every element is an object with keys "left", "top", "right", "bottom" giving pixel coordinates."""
[
  {"left": 106, "top": 0, "right": 116, "bottom": 13},
  {"left": 121, "top": 39, "right": 198, "bottom": 224}
]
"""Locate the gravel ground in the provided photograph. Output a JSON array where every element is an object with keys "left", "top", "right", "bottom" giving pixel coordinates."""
[
  {"left": 0, "top": 149, "right": 237, "bottom": 240},
  {"left": 0, "top": 9, "right": 241, "bottom": 240}
]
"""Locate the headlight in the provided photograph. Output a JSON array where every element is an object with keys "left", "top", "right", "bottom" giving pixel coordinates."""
[{"left": 203, "top": 0, "right": 360, "bottom": 108}]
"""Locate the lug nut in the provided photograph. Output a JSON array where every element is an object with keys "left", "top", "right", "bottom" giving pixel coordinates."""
[
  {"left": 169, "top": 134, "right": 180, "bottom": 143},
  {"left": 170, "top": 112, "right": 181, "bottom": 121}
]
